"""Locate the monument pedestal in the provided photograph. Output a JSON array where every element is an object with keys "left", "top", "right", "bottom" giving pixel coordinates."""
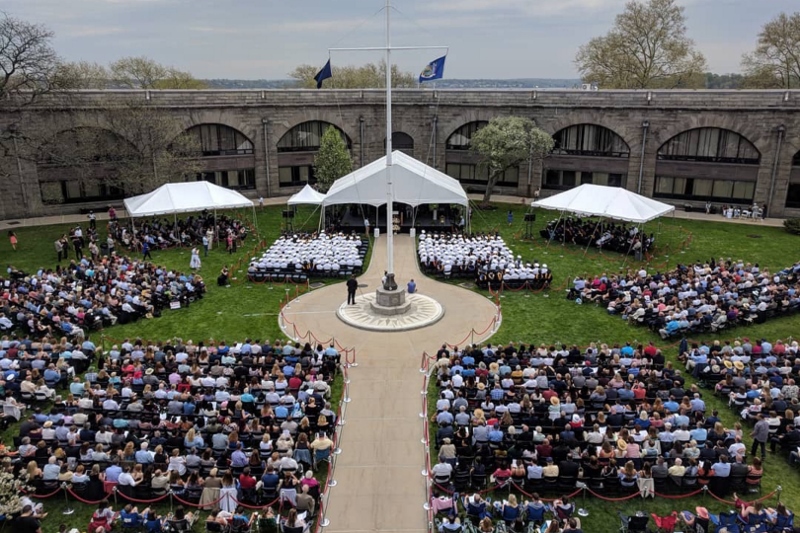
[{"left": 370, "top": 287, "right": 411, "bottom": 315}]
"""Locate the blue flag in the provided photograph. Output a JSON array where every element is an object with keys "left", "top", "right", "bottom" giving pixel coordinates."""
[
  {"left": 419, "top": 55, "right": 446, "bottom": 83},
  {"left": 314, "top": 59, "right": 332, "bottom": 89}
]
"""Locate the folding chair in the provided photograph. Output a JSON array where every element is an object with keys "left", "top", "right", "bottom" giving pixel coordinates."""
[
  {"left": 651, "top": 512, "right": 678, "bottom": 533},
  {"left": 619, "top": 511, "right": 649, "bottom": 533},
  {"left": 709, "top": 511, "right": 741, "bottom": 533}
]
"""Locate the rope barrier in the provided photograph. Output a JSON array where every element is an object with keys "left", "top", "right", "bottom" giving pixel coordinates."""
[
  {"left": 115, "top": 490, "right": 170, "bottom": 505},
  {"left": 26, "top": 486, "right": 64, "bottom": 499},
  {"left": 584, "top": 486, "right": 641, "bottom": 502},
  {"left": 652, "top": 488, "right": 704, "bottom": 499},
  {"left": 707, "top": 488, "right": 779, "bottom": 507},
  {"left": 508, "top": 481, "right": 583, "bottom": 502},
  {"left": 66, "top": 486, "right": 113, "bottom": 505}
]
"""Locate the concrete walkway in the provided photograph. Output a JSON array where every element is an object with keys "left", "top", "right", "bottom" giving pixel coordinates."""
[{"left": 281, "top": 235, "right": 499, "bottom": 533}]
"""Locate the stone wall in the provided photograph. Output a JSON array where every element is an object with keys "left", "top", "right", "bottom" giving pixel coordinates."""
[{"left": 2, "top": 89, "right": 799, "bottom": 219}]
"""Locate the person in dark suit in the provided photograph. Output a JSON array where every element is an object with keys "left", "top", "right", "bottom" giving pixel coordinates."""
[
  {"left": 559, "top": 454, "right": 580, "bottom": 478},
  {"left": 346, "top": 275, "right": 358, "bottom": 305}
]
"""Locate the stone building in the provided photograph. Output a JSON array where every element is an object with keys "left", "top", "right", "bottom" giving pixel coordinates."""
[{"left": 1, "top": 88, "right": 799, "bottom": 219}]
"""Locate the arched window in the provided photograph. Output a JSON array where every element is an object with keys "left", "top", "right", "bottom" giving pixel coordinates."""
[
  {"left": 277, "top": 121, "right": 351, "bottom": 153},
  {"left": 446, "top": 121, "right": 487, "bottom": 150},
  {"left": 185, "top": 124, "right": 253, "bottom": 156},
  {"left": 38, "top": 127, "right": 135, "bottom": 204},
  {"left": 543, "top": 124, "right": 629, "bottom": 191},
  {"left": 552, "top": 124, "right": 629, "bottom": 157},
  {"left": 657, "top": 127, "right": 760, "bottom": 164},
  {"left": 788, "top": 150, "right": 800, "bottom": 209},
  {"left": 384, "top": 132, "right": 414, "bottom": 152}
]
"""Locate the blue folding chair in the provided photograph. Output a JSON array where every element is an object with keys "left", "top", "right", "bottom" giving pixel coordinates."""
[{"left": 709, "top": 511, "right": 741, "bottom": 533}]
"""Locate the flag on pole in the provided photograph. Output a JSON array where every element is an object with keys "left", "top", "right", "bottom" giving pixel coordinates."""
[
  {"left": 314, "top": 59, "right": 332, "bottom": 89},
  {"left": 419, "top": 55, "right": 446, "bottom": 83}
]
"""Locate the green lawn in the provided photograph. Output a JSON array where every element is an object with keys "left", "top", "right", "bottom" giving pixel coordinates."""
[{"left": 2, "top": 201, "right": 800, "bottom": 531}]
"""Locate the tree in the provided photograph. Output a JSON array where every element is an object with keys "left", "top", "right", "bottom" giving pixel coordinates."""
[
  {"left": 741, "top": 12, "right": 800, "bottom": 89},
  {"left": 0, "top": 11, "right": 61, "bottom": 103},
  {"left": 289, "top": 60, "right": 416, "bottom": 89},
  {"left": 110, "top": 56, "right": 207, "bottom": 89},
  {"left": 53, "top": 60, "right": 110, "bottom": 89},
  {"left": 575, "top": 0, "right": 707, "bottom": 89},
  {"left": 34, "top": 101, "right": 202, "bottom": 195},
  {"left": 314, "top": 126, "right": 352, "bottom": 192},
  {"left": 470, "top": 117, "right": 554, "bottom": 204}
]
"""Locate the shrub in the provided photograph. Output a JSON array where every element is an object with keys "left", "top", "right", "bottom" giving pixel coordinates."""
[{"left": 784, "top": 218, "right": 800, "bottom": 235}]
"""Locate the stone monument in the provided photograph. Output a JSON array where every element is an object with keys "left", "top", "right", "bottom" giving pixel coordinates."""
[{"left": 371, "top": 272, "right": 411, "bottom": 316}]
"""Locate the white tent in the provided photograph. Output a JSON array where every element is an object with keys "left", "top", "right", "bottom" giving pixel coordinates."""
[
  {"left": 531, "top": 183, "right": 674, "bottom": 223},
  {"left": 124, "top": 181, "right": 254, "bottom": 217},
  {"left": 322, "top": 150, "right": 469, "bottom": 208},
  {"left": 287, "top": 184, "right": 326, "bottom": 206}
]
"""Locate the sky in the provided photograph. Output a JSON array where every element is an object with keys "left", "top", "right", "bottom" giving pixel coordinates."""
[{"left": 5, "top": 0, "right": 799, "bottom": 80}]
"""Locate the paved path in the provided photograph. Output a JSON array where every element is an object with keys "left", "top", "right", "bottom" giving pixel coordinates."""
[{"left": 281, "top": 234, "right": 499, "bottom": 533}]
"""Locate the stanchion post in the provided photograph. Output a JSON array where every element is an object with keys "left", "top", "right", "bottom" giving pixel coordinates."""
[{"left": 62, "top": 482, "right": 74, "bottom": 515}]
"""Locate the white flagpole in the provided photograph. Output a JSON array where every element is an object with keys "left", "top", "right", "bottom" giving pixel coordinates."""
[{"left": 385, "top": 0, "right": 394, "bottom": 276}]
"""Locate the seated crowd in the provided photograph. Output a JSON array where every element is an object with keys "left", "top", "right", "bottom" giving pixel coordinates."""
[
  {"left": 567, "top": 258, "right": 800, "bottom": 337},
  {"left": 685, "top": 337, "right": 800, "bottom": 460},
  {"left": 540, "top": 217, "right": 654, "bottom": 256},
  {"left": 247, "top": 232, "right": 368, "bottom": 282},
  {"left": 417, "top": 232, "right": 552, "bottom": 290},
  {"left": 1, "top": 255, "right": 206, "bottom": 340},
  {"left": 428, "top": 340, "right": 772, "bottom": 518},
  {"left": 108, "top": 212, "right": 248, "bottom": 253},
  {"left": 0, "top": 335, "right": 339, "bottom": 528}
]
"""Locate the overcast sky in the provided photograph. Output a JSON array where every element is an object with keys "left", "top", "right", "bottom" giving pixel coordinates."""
[{"left": 6, "top": 0, "right": 798, "bottom": 80}]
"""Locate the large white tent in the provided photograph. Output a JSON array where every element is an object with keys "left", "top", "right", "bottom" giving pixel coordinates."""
[
  {"left": 531, "top": 183, "right": 674, "bottom": 223},
  {"left": 287, "top": 184, "right": 326, "bottom": 206},
  {"left": 322, "top": 150, "right": 469, "bottom": 208},
  {"left": 124, "top": 181, "right": 254, "bottom": 217}
]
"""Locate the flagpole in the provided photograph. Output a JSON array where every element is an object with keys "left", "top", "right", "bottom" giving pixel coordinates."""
[{"left": 385, "top": 0, "right": 394, "bottom": 277}]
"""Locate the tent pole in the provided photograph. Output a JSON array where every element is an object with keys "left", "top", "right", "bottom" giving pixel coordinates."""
[
  {"left": 620, "top": 222, "right": 641, "bottom": 270},
  {"left": 546, "top": 210, "right": 563, "bottom": 249},
  {"left": 584, "top": 219, "right": 600, "bottom": 256}
]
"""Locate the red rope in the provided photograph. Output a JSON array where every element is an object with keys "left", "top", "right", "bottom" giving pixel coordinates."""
[
  {"left": 509, "top": 481, "right": 582, "bottom": 502},
  {"left": 115, "top": 490, "right": 170, "bottom": 504},
  {"left": 26, "top": 486, "right": 64, "bottom": 499},
  {"left": 171, "top": 492, "right": 226, "bottom": 509},
  {"left": 66, "top": 486, "right": 112, "bottom": 505},
  {"left": 707, "top": 488, "right": 778, "bottom": 506},
  {"left": 652, "top": 488, "right": 704, "bottom": 499},
  {"left": 584, "top": 486, "right": 642, "bottom": 502}
]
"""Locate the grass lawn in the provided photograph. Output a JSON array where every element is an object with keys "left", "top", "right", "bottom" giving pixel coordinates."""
[{"left": 2, "top": 201, "right": 800, "bottom": 531}]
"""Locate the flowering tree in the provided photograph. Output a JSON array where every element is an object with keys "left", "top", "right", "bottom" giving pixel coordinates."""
[{"left": 0, "top": 466, "right": 33, "bottom": 516}]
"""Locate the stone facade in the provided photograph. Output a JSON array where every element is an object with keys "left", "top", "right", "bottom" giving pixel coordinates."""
[{"left": 2, "top": 88, "right": 800, "bottom": 219}]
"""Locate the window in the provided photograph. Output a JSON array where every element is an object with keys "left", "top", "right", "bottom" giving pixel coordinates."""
[
  {"left": 279, "top": 165, "right": 316, "bottom": 187},
  {"left": 445, "top": 163, "right": 518, "bottom": 186},
  {"left": 446, "top": 121, "right": 488, "bottom": 150},
  {"left": 793, "top": 150, "right": 800, "bottom": 167},
  {"left": 787, "top": 184, "right": 800, "bottom": 209},
  {"left": 277, "top": 122, "right": 350, "bottom": 153},
  {"left": 552, "top": 124, "right": 629, "bottom": 157},
  {"left": 385, "top": 132, "right": 414, "bottom": 155},
  {"left": 543, "top": 169, "right": 627, "bottom": 190},
  {"left": 653, "top": 176, "right": 754, "bottom": 203},
  {"left": 197, "top": 169, "right": 255, "bottom": 190},
  {"left": 657, "top": 128, "right": 760, "bottom": 164},
  {"left": 41, "top": 180, "right": 125, "bottom": 205},
  {"left": 185, "top": 124, "right": 253, "bottom": 156}
]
